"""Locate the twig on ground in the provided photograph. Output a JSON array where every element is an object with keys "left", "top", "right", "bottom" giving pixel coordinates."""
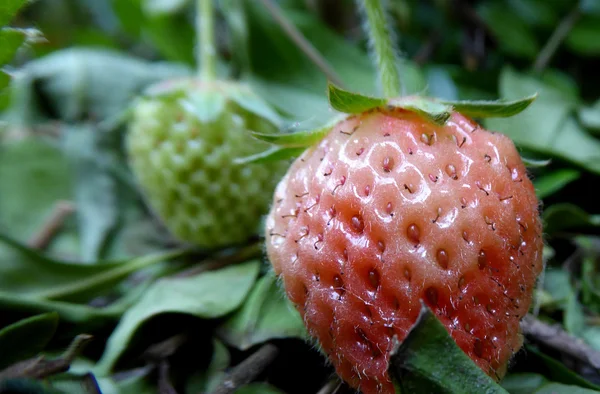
[
  {"left": 28, "top": 200, "right": 76, "bottom": 250},
  {"left": 0, "top": 334, "right": 93, "bottom": 381},
  {"left": 158, "top": 361, "right": 178, "bottom": 394},
  {"left": 521, "top": 314, "right": 600, "bottom": 369},
  {"left": 258, "top": 0, "right": 345, "bottom": 87},
  {"left": 143, "top": 333, "right": 189, "bottom": 363},
  {"left": 209, "top": 343, "right": 279, "bottom": 394}
]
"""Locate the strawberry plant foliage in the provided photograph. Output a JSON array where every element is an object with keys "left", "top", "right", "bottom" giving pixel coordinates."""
[
  {"left": 1, "top": 0, "right": 600, "bottom": 393},
  {"left": 390, "top": 304, "right": 508, "bottom": 394},
  {"left": 0, "top": 0, "right": 39, "bottom": 91}
]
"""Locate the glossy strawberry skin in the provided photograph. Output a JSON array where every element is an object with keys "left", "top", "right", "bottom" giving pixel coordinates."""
[{"left": 265, "top": 108, "right": 543, "bottom": 394}]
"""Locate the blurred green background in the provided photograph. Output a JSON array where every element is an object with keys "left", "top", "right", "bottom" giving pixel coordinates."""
[{"left": 0, "top": 0, "right": 600, "bottom": 393}]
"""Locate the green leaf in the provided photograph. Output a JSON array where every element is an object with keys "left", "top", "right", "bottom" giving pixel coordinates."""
[
  {"left": 327, "top": 83, "right": 386, "bottom": 114},
  {"left": 7, "top": 48, "right": 190, "bottom": 123},
  {"left": 440, "top": 95, "right": 537, "bottom": 118},
  {"left": 502, "top": 373, "right": 547, "bottom": 394},
  {"left": 63, "top": 125, "right": 120, "bottom": 262},
  {"left": 506, "top": 0, "right": 558, "bottom": 27},
  {"left": 0, "top": 70, "right": 9, "bottom": 90},
  {"left": 478, "top": 2, "right": 540, "bottom": 59},
  {"left": 52, "top": 358, "right": 155, "bottom": 394},
  {"left": 426, "top": 67, "right": 458, "bottom": 100},
  {"left": 186, "top": 339, "right": 231, "bottom": 393},
  {"left": 582, "top": 326, "right": 600, "bottom": 352},
  {"left": 111, "top": 0, "right": 195, "bottom": 64},
  {"left": 390, "top": 303, "right": 507, "bottom": 394},
  {"left": 95, "top": 260, "right": 260, "bottom": 374},
  {"left": 0, "top": 313, "right": 59, "bottom": 369},
  {"left": 565, "top": 292, "right": 586, "bottom": 336},
  {"left": 220, "top": 0, "right": 250, "bottom": 72},
  {"left": 245, "top": 2, "right": 376, "bottom": 95},
  {"left": 203, "top": 340, "right": 231, "bottom": 393},
  {"left": 388, "top": 96, "right": 452, "bottom": 125},
  {"left": 534, "top": 169, "right": 580, "bottom": 199},
  {"left": 218, "top": 272, "right": 307, "bottom": 350},
  {"left": 225, "top": 83, "right": 281, "bottom": 127},
  {"left": 566, "top": 16, "right": 600, "bottom": 56},
  {"left": 0, "top": 0, "right": 29, "bottom": 27},
  {"left": 526, "top": 345, "right": 600, "bottom": 390},
  {"left": 522, "top": 157, "right": 552, "bottom": 168},
  {"left": 0, "top": 137, "right": 74, "bottom": 248},
  {"left": 234, "top": 146, "right": 305, "bottom": 165},
  {"left": 541, "top": 269, "right": 574, "bottom": 309},
  {"left": 581, "top": 0, "right": 600, "bottom": 15},
  {"left": 180, "top": 89, "right": 226, "bottom": 123},
  {"left": 579, "top": 238, "right": 600, "bottom": 312},
  {"left": 0, "top": 28, "right": 25, "bottom": 66},
  {"left": 579, "top": 99, "right": 600, "bottom": 132},
  {"left": 0, "top": 282, "right": 147, "bottom": 327},
  {"left": 542, "top": 204, "right": 600, "bottom": 234},
  {"left": 248, "top": 77, "right": 328, "bottom": 121},
  {"left": 485, "top": 68, "right": 600, "bottom": 174},
  {"left": 534, "top": 383, "right": 600, "bottom": 394},
  {"left": 142, "top": 0, "right": 189, "bottom": 16},
  {"left": 0, "top": 230, "right": 185, "bottom": 302},
  {"left": 250, "top": 115, "right": 343, "bottom": 147}
]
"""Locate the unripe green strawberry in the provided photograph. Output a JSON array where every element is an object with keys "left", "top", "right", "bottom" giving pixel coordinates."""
[
  {"left": 127, "top": 79, "right": 287, "bottom": 248},
  {"left": 265, "top": 107, "right": 543, "bottom": 394}
]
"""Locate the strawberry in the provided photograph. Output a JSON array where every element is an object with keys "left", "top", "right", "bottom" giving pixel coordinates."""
[
  {"left": 126, "top": 79, "right": 288, "bottom": 248},
  {"left": 265, "top": 106, "right": 543, "bottom": 393}
]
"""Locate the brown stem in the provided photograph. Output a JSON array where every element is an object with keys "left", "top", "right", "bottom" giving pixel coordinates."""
[
  {"left": 28, "top": 200, "right": 75, "bottom": 250},
  {"left": 521, "top": 314, "right": 600, "bottom": 369},
  {"left": 209, "top": 343, "right": 279, "bottom": 394}
]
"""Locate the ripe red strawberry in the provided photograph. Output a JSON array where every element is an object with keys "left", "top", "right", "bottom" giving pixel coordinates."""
[{"left": 265, "top": 107, "right": 543, "bottom": 393}]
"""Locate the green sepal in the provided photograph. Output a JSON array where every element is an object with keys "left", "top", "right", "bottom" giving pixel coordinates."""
[
  {"left": 327, "top": 83, "right": 453, "bottom": 125},
  {"left": 327, "top": 82, "right": 386, "bottom": 113},
  {"left": 250, "top": 114, "right": 346, "bottom": 148},
  {"left": 522, "top": 157, "right": 552, "bottom": 167},
  {"left": 390, "top": 302, "right": 508, "bottom": 394},
  {"left": 224, "top": 83, "right": 282, "bottom": 128},
  {"left": 180, "top": 89, "right": 226, "bottom": 123},
  {"left": 388, "top": 96, "right": 452, "bottom": 125},
  {"left": 440, "top": 94, "right": 538, "bottom": 118},
  {"left": 234, "top": 146, "right": 305, "bottom": 165}
]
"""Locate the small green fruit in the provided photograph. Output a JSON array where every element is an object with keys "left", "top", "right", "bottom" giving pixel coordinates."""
[{"left": 126, "top": 78, "right": 288, "bottom": 248}]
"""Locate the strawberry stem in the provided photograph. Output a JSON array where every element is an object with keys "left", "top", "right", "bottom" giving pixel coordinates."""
[
  {"left": 361, "top": 0, "right": 401, "bottom": 97},
  {"left": 197, "top": 0, "right": 216, "bottom": 81}
]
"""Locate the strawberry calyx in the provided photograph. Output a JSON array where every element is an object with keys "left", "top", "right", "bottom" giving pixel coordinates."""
[
  {"left": 128, "top": 78, "right": 282, "bottom": 129},
  {"left": 243, "top": 82, "right": 538, "bottom": 164}
]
